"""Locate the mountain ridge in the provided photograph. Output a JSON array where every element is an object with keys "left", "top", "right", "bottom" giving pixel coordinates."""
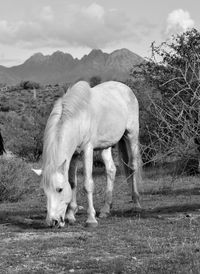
[{"left": 0, "top": 48, "right": 143, "bottom": 85}]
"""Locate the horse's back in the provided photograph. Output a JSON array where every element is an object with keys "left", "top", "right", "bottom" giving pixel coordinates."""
[
  {"left": 88, "top": 81, "right": 139, "bottom": 148},
  {"left": 91, "top": 81, "right": 138, "bottom": 121},
  {"left": 92, "top": 81, "right": 137, "bottom": 103}
]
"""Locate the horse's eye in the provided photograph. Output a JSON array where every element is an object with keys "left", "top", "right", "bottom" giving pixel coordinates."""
[{"left": 56, "top": 187, "right": 63, "bottom": 193}]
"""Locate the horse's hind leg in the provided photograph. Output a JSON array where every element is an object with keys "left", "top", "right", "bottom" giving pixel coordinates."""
[
  {"left": 125, "top": 131, "right": 141, "bottom": 209},
  {"left": 66, "top": 154, "right": 78, "bottom": 224},
  {"left": 99, "top": 147, "right": 116, "bottom": 218}
]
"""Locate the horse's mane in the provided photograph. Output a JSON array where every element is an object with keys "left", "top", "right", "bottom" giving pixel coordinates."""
[
  {"left": 42, "top": 81, "right": 91, "bottom": 184},
  {"left": 61, "top": 81, "right": 91, "bottom": 120}
]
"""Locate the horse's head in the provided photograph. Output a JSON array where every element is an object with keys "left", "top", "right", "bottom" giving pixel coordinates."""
[{"left": 32, "top": 161, "right": 72, "bottom": 228}]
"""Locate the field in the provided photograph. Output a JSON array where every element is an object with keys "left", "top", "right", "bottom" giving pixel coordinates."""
[{"left": 0, "top": 157, "right": 200, "bottom": 274}]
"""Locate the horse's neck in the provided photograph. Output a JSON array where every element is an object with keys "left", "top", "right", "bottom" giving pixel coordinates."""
[{"left": 57, "top": 120, "right": 79, "bottom": 166}]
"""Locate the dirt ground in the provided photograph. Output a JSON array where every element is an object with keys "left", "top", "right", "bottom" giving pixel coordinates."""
[{"left": 1, "top": 170, "right": 200, "bottom": 274}]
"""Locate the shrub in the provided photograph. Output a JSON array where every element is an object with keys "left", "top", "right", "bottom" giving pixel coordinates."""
[
  {"left": 19, "top": 80, "right": 40, "bottom": 90},
  {"left": 0, "top": 111, "right": 39, "bottom": 161},
  {"left": 131, "top": 28, "right": 200, "bottom": 169},
  {"left": 125, "top": 79, "right": 159, "bottom": 165},
  {"left": 0, "top": 86, "right": 65, "bottom": 161},
  {"left": 89, "top": 76, "right": 102, "bottom": 87},
  {"left": 0, "top": 99, "right": 51, "bottom": 161},
  {"left": 0, "top": 157, "right": 33, "bottom": 202}
]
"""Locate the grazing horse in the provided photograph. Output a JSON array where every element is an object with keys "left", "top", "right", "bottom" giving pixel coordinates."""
[
  {"left": 0, "top": 132, "right": 5, "bottom": 155},
  {"left": 33, "top": 81, "right": 141, "bottom": 228}
]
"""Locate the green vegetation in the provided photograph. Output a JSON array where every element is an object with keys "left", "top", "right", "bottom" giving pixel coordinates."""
[
  {"left": 2, "top": 29, "right": 200, "bottom": 168},
  {"left": 130, "top": 28, "right": 200, "bottom": 168},
  {"left": 0, "top": 85, "right": 64, "bottom": 161},
  {"left": 19, "top": 80, "right": 41, "bottom": 90},
  {"left": 0, "top": 169, "right": 200, "bottom": 273},
  {"left": 89, "top": 75, "right": 102, "bottom": 87},
  {"left": 0, "top": 157, "right": 34, "bottom": 202},
  {"left": 0, "top": 29, "right": 200, "bottom": 273}
]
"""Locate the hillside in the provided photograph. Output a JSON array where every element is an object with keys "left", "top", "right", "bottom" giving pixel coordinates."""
[{"left": 0, "top": 48, "right": 143, "bottom": 84}]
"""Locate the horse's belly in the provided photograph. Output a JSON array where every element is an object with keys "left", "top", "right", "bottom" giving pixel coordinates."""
[
  {"left": 94, "top": 135, "right": 123, "bottom": 149},
  {"left": 92, "top": 113, "right": 126, "bottom": 149}
]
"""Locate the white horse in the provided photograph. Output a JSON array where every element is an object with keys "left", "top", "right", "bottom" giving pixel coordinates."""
[{"left": 33, "top": 81, "right": 141, "bottom": 228}]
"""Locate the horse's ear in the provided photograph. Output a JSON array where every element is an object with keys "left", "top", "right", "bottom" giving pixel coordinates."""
[
  {"left": 58, "top": 160, "right": 67, "bottom": 175},
  {"left": 32, "top": 168, "right": 42, "bottom": 176}
]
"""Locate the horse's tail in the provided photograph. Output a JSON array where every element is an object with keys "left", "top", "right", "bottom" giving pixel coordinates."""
[
  {"left": 118, "top": 137, "right": 129, "bottom": 173},
  {"left": 0, "top": 132, "right": 6, "bottom": 155},
  {"left": 118, "top": 136, "right": 142, "bottom": 200}
]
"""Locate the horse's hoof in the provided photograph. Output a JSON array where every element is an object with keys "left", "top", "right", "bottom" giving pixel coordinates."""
[
  {"left": 58, "top": 221, "right": 65, "bottom": 228},
  {"left": 66, "top": 218, "right": 76, "bottom": 225},
  {"left": 85, "top": 222, "right": 98, "bottom": 228}
]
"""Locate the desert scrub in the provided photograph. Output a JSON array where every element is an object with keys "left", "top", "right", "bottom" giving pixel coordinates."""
[{"left": 0, "top": 157, "right": 32, "bottom": 202}]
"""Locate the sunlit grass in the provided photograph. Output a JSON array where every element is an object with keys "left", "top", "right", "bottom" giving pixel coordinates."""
[{"left": 0, "top": 160, "right": 200, "bottom": 273}]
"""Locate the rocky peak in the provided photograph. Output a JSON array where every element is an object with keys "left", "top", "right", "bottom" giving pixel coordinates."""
[
  {"left": 106, "top": 48, "right": 143, "bottom": 70},
  {"left": 81, "top": 49, "right": 108, "bottom": 63},
  {"left": 0, "top": 48, "right": 144, "bottom": 84},
  {"left": 51, "top": 51, "right": 74, "bottom": 61},
  {"left": 24, "top": 53, "right": 48, "bottom": 65},
  {"left": 49, "top": 51, "right": 75, "bottom": 66}
]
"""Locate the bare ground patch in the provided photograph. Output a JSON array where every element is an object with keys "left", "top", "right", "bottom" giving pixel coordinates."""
[{"left": 0, "top": 173, "right": 200, "bottom": 273}]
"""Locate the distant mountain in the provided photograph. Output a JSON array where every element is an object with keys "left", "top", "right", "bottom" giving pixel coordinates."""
[{"left": 0, "top": 48, "right": 144, "bottom": 85}]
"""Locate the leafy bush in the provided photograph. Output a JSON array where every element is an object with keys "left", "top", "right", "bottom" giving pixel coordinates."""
[
  {"left": 125, "top": 79, "right": 159, "bottom": 165},
  {"left": 0, "top": 157, "right": 33, "bottom": 202},
  {"left": 19, "top": 80, "right": 41, "bottom": 90},
  {"left": 89, "top": 76, "right": 102, "bottom": 87},
  {"left": 0, "top": 86, "right": 62, "bottom": 161},
  {"left": 131, "top": 28, "right": 200, "bottom": 168},
  {"left": 0, "top": 105, "right": 49, "bottom": 161}
]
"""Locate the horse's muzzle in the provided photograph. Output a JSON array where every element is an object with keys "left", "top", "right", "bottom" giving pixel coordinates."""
[{"left": 47, "top": 216, "right": 65, "bottom": 228}]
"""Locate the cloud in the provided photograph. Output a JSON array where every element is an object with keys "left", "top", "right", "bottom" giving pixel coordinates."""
[
  {"left": 82, "top": 3, "right": 105, "bottom": 21},
  {"left": 0, "top": 55, "right": 21, "bottom": 66},
  {"left": 135, "top": 19, "right": 155, "bottom": 36},
  {"left": 166, "top": 9, "right": 194, "bottom": 36},
  {"left": 0, "top": 3, "right": 153, "bottom": 50},
  {"left": 40, "top": 6, "right": 54, "bottom": 22}
]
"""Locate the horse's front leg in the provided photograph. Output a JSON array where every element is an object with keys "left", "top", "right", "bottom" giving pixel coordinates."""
[
  {"left": 83, "top": 143, "right": 98, "bottom": 227},
  {"left": 66, "top": 154, "right": 78, "bottom": 224},
  {"left": 99, "top": 147, "right": 116, "bottom": 218}
]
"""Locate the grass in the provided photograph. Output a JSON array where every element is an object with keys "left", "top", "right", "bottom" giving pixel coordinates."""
[
  {"left": 0, "top": 157, "right": 36, "bottom": 202},
  {"left": 0, "top": 160, "right": 200, "bottom": 273}
]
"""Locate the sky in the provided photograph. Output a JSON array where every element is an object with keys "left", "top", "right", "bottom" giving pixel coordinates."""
[{"left": 0, "top": 0, "right": 199, "bottom": 67}]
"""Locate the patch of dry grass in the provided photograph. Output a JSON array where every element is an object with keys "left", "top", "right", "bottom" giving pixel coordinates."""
[
  {"left": 0, "top": 157, "right": 36, "bottom": 202},
  {"left": 0, "top": 166, "right": 200, "bottom": 273}
]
